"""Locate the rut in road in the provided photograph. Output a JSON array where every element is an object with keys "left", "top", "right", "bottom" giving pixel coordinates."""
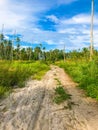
[{"left": 0, "top": 66, "right": 98, "bottom": 130}]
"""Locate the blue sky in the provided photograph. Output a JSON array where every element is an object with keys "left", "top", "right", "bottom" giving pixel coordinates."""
[{"left": 0, "top": 0, "right": 98, "bottom": 51}]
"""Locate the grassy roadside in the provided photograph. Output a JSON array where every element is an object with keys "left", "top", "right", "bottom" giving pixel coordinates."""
[
  {"left": 0, "top": 60, "right": 50, "bottom": 98},
  {"left": 56, "top": 59, "right": 98, "bottom": 100}
]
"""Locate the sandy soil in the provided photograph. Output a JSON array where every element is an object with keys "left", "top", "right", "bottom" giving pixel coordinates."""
[{"left": 0, "top": 65, "right": 98, "bottom": 130}]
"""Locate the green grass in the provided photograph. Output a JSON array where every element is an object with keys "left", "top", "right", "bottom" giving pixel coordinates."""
[
  {"left": 56, "top": 59, "right": 98, "bottom": 100},
  {"left": 0, "top": 86, "right": 11, "bottom": 98},
  {"left": 53, "top": 86, "right": 71, "bottom": 104},
  {"left": 0, "top": 60, "right": 50, "bottom": 97}
]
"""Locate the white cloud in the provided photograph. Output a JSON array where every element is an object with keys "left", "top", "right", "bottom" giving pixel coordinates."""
[
  {"left": 18, "top": 15, "right": 98, "bottom": 51},
  {"left": 0, "top": 0, "right": 79, "bottom": 32},
  {"left": 61, "top": 14, "right": 94, "bottom": 25},
  {"left": 58, "top": 28, "right": 78, "bottom": 34},
  {"left": 0, "top": 0, "right": 50, "bottom": 31},
  {"left": 56, "top": 13, "right": 98, "bottom": 49},
  {"left": 0, "top": 0, "right": 29, "bottom": 30},
  {"left": 0, "top": 0, "right": 98, "bottom": 51},
  {"left": 45, "top": 40, "right": 56, "bottom": 45},
  {"left": 46, "top": 15, "right": 59, "bottom": 23}
]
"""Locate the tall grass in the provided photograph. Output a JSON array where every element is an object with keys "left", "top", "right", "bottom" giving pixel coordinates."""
[
  {"left": 0, "top": 60, "right": 50, "bottom": 97},
  {"left": 57, "top": 58, "right": 98, "bottom": 100}
]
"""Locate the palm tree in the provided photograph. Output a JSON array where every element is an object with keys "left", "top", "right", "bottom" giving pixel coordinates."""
[
  {"left": 8, "top": 40, "right": 12, "bottom": 60},
  {"left": 16, "top": 37, "right": 21, "bottom": 60},
  {"left": 3, "top": 40, "right": 8, "bottom": 59},
  {"left": 43, "top": 47, "right": 46, "bottom": 60},
  {"left": 0, "top": 34, "right": 4, "bottom": 41},
  {"left": 26, "top": 47, "right": 32, "bottom": 60},
  {"left": 0, "top": 34, "right": 4, "bottom": 60},
  {"left": 63, "top": 44, "right": 66, "bottom": 62},
  {"left": 34, "top": 47, "right": 41, "bottom": 60}
]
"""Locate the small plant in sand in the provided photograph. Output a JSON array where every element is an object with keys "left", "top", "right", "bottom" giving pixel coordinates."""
[{"left": 53, "top": 85, "right": 71, "bottom": 104}]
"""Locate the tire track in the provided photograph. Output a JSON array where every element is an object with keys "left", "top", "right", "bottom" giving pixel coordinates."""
[
  {"left": 27, "top": 87, "right": 46, "bottom": 130},
  {"left": 0, "top": 66, "right": 98, "bottom": 130}
]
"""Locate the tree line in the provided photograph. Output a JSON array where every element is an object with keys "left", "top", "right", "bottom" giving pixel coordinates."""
[{"left": 0, "top": 33, "right": 98, "bottom": 62}]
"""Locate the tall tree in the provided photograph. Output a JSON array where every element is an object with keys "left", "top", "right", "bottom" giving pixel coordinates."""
[
  {"left": 16, "top": 37, "right": 21, "bottom": 60},
  {"left": 34, "top": 47, "right": 41, "bottom": 60}
]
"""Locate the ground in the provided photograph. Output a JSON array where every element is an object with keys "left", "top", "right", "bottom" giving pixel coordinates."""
[{"left": 0, "top": 66, "right": 98, "bottom": 130}]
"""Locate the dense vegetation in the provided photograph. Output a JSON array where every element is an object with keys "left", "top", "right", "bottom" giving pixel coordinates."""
[
  {"left": 0, "top": 34, "right": 64, "bottom": 62},
  {"left": 57, "top": 57, "right": 98, "bottom": 100},
  {"left": 0, "top": 33, "right": 98, "bottom": 100},
  {"left": 0, "top": 61, "right": 49, "bottom": 97}
]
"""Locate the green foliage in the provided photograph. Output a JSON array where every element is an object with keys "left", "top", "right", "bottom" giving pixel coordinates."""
[
  {"left": 86, "top": 84, "right": 98, "bottom": 99},
  {"left": 53, "top": 86, "right": 71, "bottom": 104},
  {"left": 54, "top": 78, "right": 61, "bottom": 85},
  {"left": 57, "top": 58, "right": 98, "bottom": 100},
  {"left": 57, "top": 61, "right": 83, "bottom": 83},
  {"left": 0, "top": 61, "right": 50, "bottom": 97},
  {"left": 0, "top": 86, "right": 11, "bottom": 98}
]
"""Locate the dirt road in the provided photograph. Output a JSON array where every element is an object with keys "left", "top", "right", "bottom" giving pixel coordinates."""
[{"left": 0, "top": 66, "right": 98, "bottom": 130}]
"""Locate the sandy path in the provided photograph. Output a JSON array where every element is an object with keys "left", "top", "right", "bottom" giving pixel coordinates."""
[{"left": 0, "top": 65, "right": 98, "bottom": 130}]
